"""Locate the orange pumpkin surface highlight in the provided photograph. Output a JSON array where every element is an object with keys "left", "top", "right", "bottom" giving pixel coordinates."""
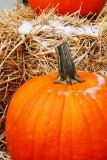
[
  {"left": 6, "top": 42, "right": 107, "bottom": 160},
  {"left": 28, "top": 0, "right": 106, "bottom": 16}
]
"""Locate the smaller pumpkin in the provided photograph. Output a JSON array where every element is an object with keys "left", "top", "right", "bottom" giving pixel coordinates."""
[{"left": 28, "top": 0, "right": 106, "bottom": 17}]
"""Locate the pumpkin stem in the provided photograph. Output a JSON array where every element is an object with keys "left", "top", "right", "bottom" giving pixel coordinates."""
[{"left": 54, "top": 41, "right": 84, "bottom": 84}]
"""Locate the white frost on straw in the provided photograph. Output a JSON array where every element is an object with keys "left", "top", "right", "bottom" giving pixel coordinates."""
[
  {"left": 33, "top": 36, "right": 50, "bottom": 47},
  {"left": 48, "top": 20, "right": 99, "bottom": 37},
  {"left": 31, "top": 25, "right": 42, "bottom": 33},
  {"left": 55, "top": 25, "right": 76, "bottom": 35},
  {"left": 83, "top": 74, "right": 105, "bottom": 99},
  {"left": 0, "top": 151, "right": 5, "bottom": 160},
  {"left": 55, "top": 24, "right": 99, "bottom": 37},
  {"left": 64, "top": 26, "right": 76, "bottom": 35},
  {"left": 18, "top": 20, "right": 100, "bottom": 37},
  {"left": 41, "top": 41, "right": 50, "bottom": 47},
  {"left": 48, "top": 20, "right": 63, "bottom": 27},
  {"left": 41, "top": 25, "right": 51, "bottom": 30},
  {"left": 80, "top": 24, "right": 99, "bottom": 37},
  {"left": 55, "top": 24, "right": 66, "bottom": 33},
  {"left": 48, "top": 20, "right": 100, "bottom": 37},
  {"left": 48, "top": 20, "right": 75, "bottom": 35},
  {"left": 18, "top": 21, "right": 33, "bottom": 35}
]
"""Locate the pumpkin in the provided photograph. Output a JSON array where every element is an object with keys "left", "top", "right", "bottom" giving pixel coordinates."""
[
  {"left": 6, "top": 42, "right": 107, "bottom": 160},
  {"left": 28, "top": 0, "right": 106, "bottom": 16}
]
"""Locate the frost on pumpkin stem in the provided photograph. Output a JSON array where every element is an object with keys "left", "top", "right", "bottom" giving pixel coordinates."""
[{"left": 54, "top": 41, "right": 84, "bottom": 85}]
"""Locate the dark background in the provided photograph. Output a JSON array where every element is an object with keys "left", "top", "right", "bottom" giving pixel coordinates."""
[{"left": 23, "top": 0, "right": 28, "bottom": 4}]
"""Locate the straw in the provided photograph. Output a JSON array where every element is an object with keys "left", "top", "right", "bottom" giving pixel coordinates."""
[{"left": 0, "top": 3, "right": 107, "bottom": 159}]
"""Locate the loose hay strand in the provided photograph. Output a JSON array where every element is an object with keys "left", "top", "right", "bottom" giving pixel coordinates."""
[
  {"left": 0, "top": 3, "right": 107, "bottom": 159},
  {"left": 0, "top": 38, "right": 25, "bottom": 69}
]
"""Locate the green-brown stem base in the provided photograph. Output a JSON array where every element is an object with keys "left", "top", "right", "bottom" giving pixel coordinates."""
[{"left": 54, "top": 41, "right": 84, "bottom": 85}]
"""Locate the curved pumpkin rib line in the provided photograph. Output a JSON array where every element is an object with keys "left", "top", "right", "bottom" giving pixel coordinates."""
[
  {"left": 66, "top": 84, "right": 79, "bottom": 159},
  {"left": 93, "top": 97, "right": 107, "bottom": 157},
  {"left": 14, "top": 89, "right": 49, "bottom": 159},
  {"left": 43, "top": 85, "right": 66, "bottom": 160},
  {"left": 43, "top": 94, "right": 59, "bottom": 160},
  {"left": 7, "top": 92, "right": 38, "bottom": 160},
  {"left": 92, "top": 96, "right": 107, "bottom": 124},
  {"left": 81, "top": 93, "right": 99, "bottom": 158},
  {"left": 76, "top": 94, "right": 94, "bottom": 160},
  {"left": 8, "top": 86, "right": 45, "bottom": 131},
  {"left": 68, "top": 90, "right": 76, "bottom": 160},
  {"left": 31, "top": 90, "right": 54, "bottom": 160},
  {"left": 33, "top": 84, "right": 66, "bottom": 160},
  {"left": 85, "top": 92, "right": 107, "bottom": 126},
  {"left": 73, "top": 84, "right": 94, "bottom": 160},
  {"left": 33, "top": 88, "right": 58, "bottom": 160},
  {"left": 6, "top": 85, "right": 46, "bottom": 126},
  {"left": 57, "top": 86, "right": 73, "bottom": 160},
  {"left": 9, "top": 87, "right": 50, "bottom": 160},
  {"left": 26, "top": 84, "right": 58, "bottom": 159},
  {"left": 49, "top": 85, "right": 68, "bottom": 160},
  {"left": 57, "top": 86, "right": 75, "bottom": 160},
  {"left": 81, "top": 92, "right": 107, "bottom": 159},
  {"left": 30, "top": 85, "right": 57, "bottom": 160}
]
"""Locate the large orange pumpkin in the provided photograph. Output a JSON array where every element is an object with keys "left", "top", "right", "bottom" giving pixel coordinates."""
[
  {"left": 6, "top": 42, "right": 107, "bottom": 160},
  {"left": 28, "top": 0, "right": 106, "bottom": 16}
]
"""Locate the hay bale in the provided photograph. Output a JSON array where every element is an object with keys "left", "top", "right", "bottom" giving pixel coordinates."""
[{"left": 0, "top": 3, "right": 107, "bottom": 159}]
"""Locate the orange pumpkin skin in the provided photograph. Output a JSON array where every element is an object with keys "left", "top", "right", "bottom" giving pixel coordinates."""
[
  {"left": 28, "top": 0, "right": 106, "bottom": 16},
  {"left": 6, "top": 71, "right": 107, "bottom": 160}
]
